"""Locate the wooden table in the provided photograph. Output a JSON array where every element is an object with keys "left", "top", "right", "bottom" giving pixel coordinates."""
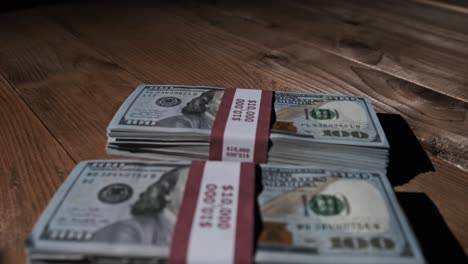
[{"left": 0, "top": 0, "right": 467, "bottom": 262}]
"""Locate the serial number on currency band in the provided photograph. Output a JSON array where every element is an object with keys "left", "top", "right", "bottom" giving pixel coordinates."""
[
  {"left": 226, "top": 146, "right": 251, "bottom": 159},
  {"left": 231, "top": 99, "right": 257, "bottom": 122},
  {"left": 199, "top": 184, "right": 234, "bottom": 230}
]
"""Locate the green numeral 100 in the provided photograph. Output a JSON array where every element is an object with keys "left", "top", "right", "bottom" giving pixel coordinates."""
[{"left": 323, "top": 130, "right": 369, "bottom": 139}]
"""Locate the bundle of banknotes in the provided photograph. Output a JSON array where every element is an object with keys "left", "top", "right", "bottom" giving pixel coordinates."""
[
  {"left": 106, "top": 85, "right": 389, "bottom": 171},
  {"left": 26, "top": 160, "right": 425, "bottom": 264}
]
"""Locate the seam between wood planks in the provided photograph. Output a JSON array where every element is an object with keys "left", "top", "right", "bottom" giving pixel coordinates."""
[
  {"left": 411, "top": 0, "right": 468, "bottom": 15},
  {"left": 37, "top": 9, "right": 150, "bottom": 86},
  {"left": 207, "top": 3, "right": 468, "bottom": 104},
  {"left": 0, "top": 71, "right": 78, "bottom": 164}
]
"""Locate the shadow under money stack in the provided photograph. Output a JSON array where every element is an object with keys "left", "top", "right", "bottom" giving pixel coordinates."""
[{"left": 107, "top": 85, "right": 389, "bottom": 171}]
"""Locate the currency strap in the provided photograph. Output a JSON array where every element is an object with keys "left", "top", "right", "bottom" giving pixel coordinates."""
[
  {"left": 210, "top": 88, "right": 273, "bottom": 163},
  {"left": 170, "top": 161, "right": 255, "bottom": 264}
]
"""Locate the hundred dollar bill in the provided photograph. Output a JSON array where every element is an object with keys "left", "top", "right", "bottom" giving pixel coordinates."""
[
  {"left": 108, "top": 85, "right": 388, "bottom": 148},
  {"left": 257, "top": 166, "right": 424, "bottom": 264},
  {"left": 26, "top": 160, "right": 190, "bottom": 262},
  {"left": 271, "top": 92, "right": 388, "bottom": 148},
  {"left": 108, "top": 85, "right": 224, "bottom": 135},
  {"left": 27, "top": 161, "right": 423, "bottom": 264}
]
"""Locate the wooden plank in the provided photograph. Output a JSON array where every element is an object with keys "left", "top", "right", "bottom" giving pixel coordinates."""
[
  {"left": 204, "top": 0, "right": 468, "bottom": 103},
  {"left": 297, "top": 0, "right": 468, "bottom": 56},
  {"left": 410, "top": 0, "right": 468, "bottom": 22},
  {"left": 181, "top": 3, "right": 468, "bottom": 170},
  {"left": 0, "top": 8, "right": 145, "bottom": 259},
  {"left": 40, "top": 1, "right": 467, "bottom": 167},
  {"left": 0, "top": 3, "right": 464, "bottom": 262},
  {"left": 42, "top": 2, "right": 278, "bottom": 90},
  {"left": 411, "top": 0, "right": 468, "bottom": 17},
  {"left": 0, "top": 8, "right": 288, "bottom": 262},
  {"left": 0, "top": 74, "right": 75, "bottom": 263},
  {"left": 308, "top": 0, "right": 468, "bottom": 37},
  {"left": 396, "top": 157, "right": 468, "bottom": 252},
  {"left": 40, "top": 1, "right": 468, "bottom": 252},
  {"left": 0, "top": 10, "right": 141, "bottom": 160},
  {"left": 110, "top": 2, "right": 468, "bottom": 170}
]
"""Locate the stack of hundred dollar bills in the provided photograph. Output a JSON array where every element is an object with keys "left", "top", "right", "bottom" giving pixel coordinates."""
[
  {"left": 106, "top": 85, "right": 389, "bottom": 171},
  {"left": 26, "top": 160, "right": 425, "bottom": 264}
]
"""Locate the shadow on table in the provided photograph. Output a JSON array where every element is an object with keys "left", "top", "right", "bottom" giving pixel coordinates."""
[
  {"left": 397, "top": 192, "right": 467, "bottom": 263},
  {"left": 377, "top": 113, "right": 434, "bottom": 186}
]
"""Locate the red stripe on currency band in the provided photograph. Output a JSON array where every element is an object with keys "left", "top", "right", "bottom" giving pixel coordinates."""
[
  {"left": 234, "top": 162, "right": 256, "bottom": 264},
  {"left": 253, "top": 90, "right": 273, "bottom": 163},
  {"left": 209, "top": 88, "right": 236, "bottom": 160},
  {"left": 169, "top": 160, "right": 206, "bottom": 264}
]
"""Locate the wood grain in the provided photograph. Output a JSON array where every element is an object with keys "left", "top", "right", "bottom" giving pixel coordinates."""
[
  {"left": 0, "top": 11, "right": 141, "bottom": 262},
  {"left": 0, "top": 1, "right": 466, "bottom": 262},
  {"left": 184, "top": 2, "right": 468, "bottom": 170},
  {"left": 204, "top": 0, "right": 468, "bottom": 103},
  {"left": 42, "top": 1, "right": 468, "bottom": 169},
  {"left": 396, "top": 157, "right": 468, "bottom": 249},
  {"left": 39, "top": 1, "right": 468, "bottom": 251},
  {"left": 0, "top": 10, "right": 141, "bottom": 161},
  {"left": 42, "top": 2, "right": 277, "bottom": 90},
  {"left": 0, "top": 74, "right": 75, "bottom": 263},
  {"left": 411, "top": 0, "right": 468, "bottom": 15}
]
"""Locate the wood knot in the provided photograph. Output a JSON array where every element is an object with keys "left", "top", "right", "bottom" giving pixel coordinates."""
[
  {"left": 73, "top": 56, "right": 121, "bottom": 72},
  {"left": 208, "top": 18, "right": 221, "bottom": 26},
  {"left": 338, "top": 37, "right": 383, "bottom": 65},
  {"left": 339, "top": 38, "right": 373, "bottom": 51},
  {"left": 260, "top": 51, "right": 288, "bottom": 62},
  {"left": 266, "top": 22, "right": 280, "bottom": 28},
  {"left": 240, "top": 14, "right": 277, "bottom": 29},
  {"left": 342, "top": 19, "right": 361, "bottom": 26}
]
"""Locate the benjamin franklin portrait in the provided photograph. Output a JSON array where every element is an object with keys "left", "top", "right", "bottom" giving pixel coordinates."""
[
  {"left": 155, "top": 90, "right": 224, "bottom": 129},
  {"left": 92, "top": 166, "right": 189, "bottom": 245}
]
